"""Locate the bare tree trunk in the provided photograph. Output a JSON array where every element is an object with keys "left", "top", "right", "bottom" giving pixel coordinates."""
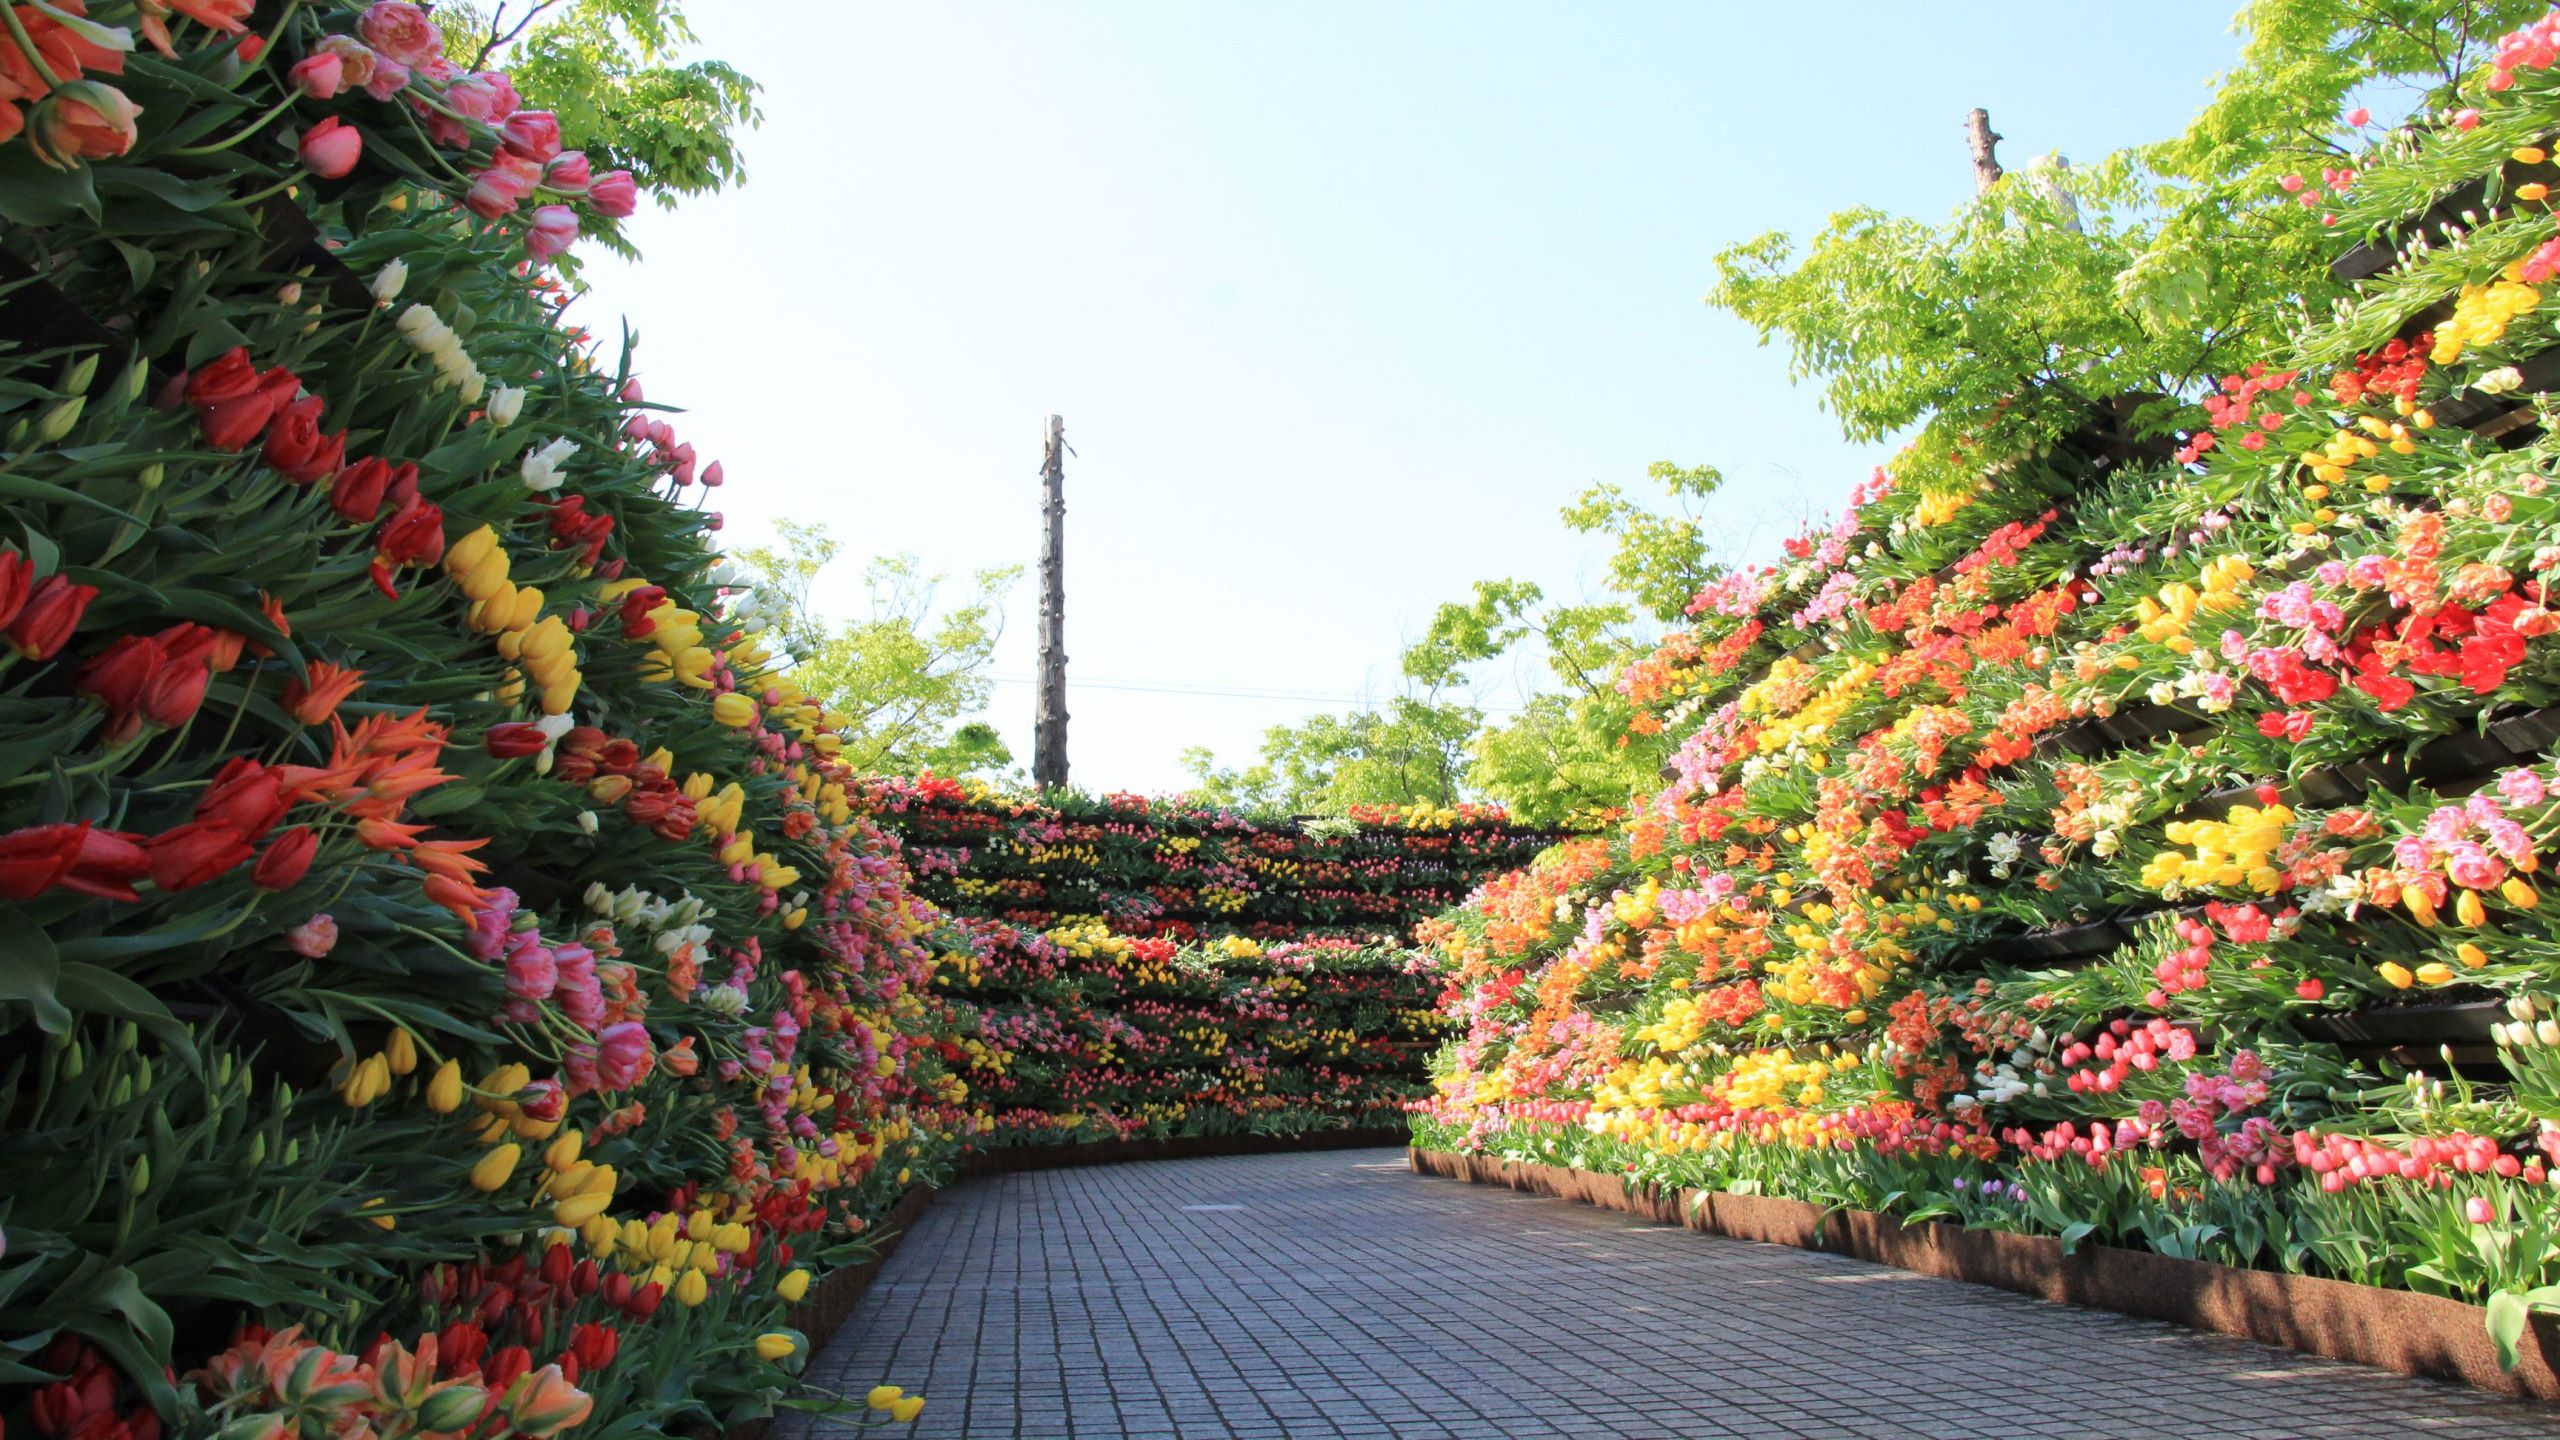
[
  {"left": 1967, "top": 108, "right": 2004, "bottom": 194},
  {"left": 1033, "top": 415, "right": 1069, "bottom": 790}
]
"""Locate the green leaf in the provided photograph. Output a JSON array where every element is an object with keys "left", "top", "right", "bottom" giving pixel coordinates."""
[
  {"left": 0, "top": 927, "right": 71, "bottom": 1032},
  {"left": 0, "top": 146, "right": 99, "bottom": 226},
  {"left": 52, "top": 963, "right": 202, "bottom": 1071},
  {"left": 2490, "top": 1291, "right": 2529, "bottom": 1373},
  {"left": 2059, "top": 1221, "right": 2097, "bottom": 1255}
]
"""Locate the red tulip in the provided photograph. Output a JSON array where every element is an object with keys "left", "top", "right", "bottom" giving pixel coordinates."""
[
  {"left": 198, "top": 389, "right": 277, "bottom": 452},
  {"left": 250, "top": 826, "right": 317, "bottom": 890},
  {"left": 498, "top": 110, "right": 562, "bottom": 162},
  {"left": 61, "top": 826, "right": 152, "bottom": 902},
  {"left": 196, "top": 757, "right": 290, "bottom": 836},
  {"left": 377, "top": 499, "right": 446, "bottom": 569},
  {"left": 261, "top": 395, "right": 343, "bottom": 483},
  {"left": 185, "top": 349, "right": 262, "bottom": 408},
  {"left": 8, "top": 574, "right": 96, "bottom": 659},
  {"left": 289, "top": 52, "right": 343, "bottom": 98},
  {"left": 145, "top": 820, "right": 254, "bottom": 892},
  {"left": 485, "top": 722, "right": 549, "bottom": 759},
  {"left": 0, "top": 547, "right": 31, "bottom": 631},
  {"left": 329, "top": 456, "right": 392, "bottom": 523},
  {"left": 0, "top": 821, "right": 91, "bottom": 899},
  {"left": 588, "top": 169, "right": 637, "bottom": 219},
  {"left": 77, "top": 635, "right": 162, "bottom": 739}
]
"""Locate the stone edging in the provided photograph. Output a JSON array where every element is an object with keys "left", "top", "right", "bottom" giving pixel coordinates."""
[{"left": 1409, "top": 1147, "right": 2560, "bottom": 1402}]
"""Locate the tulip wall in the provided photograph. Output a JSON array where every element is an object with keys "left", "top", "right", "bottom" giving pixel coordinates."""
[
  {"left": 0, "top": 5, "right": 977, "bottom": 1437},
  {"left": 1416, "top": 18, "right": 2560, "bottom": 1368},
  {"left": 864, "top": 779, "right": 1552, "bottom": 1144}
]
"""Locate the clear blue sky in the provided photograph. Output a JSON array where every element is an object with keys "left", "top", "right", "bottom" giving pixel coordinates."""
[{"left": 579, "top": 0, "right": 2249, "bottom": 794}]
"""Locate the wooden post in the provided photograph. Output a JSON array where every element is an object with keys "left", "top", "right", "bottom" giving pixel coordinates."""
[
  {"left": 1966, "top": 108, "right": 2003, "bottom": 194},
  {"left": 1033, "top": 415, "right": 1069, "bottom": 790}
]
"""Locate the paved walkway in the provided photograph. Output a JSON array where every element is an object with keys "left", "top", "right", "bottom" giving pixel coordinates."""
[{"left": 782, "top": 1147, "right": 2560, "bottom": 1440}]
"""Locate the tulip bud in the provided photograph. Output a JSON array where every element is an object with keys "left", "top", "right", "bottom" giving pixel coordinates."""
[
  {"left": 867, "top": 1386, "right": 903, "bottom": 1411},
  {"left": 427, "top": 1057, "right": 464, "bottom": 1113},
  {"left": 472, "top": 1142, "right": 523, "bottom": 1192},
  {"left": 417, "top": 1384, "right": 487, "bottom": 1432},
  {"left": 35, "top": 395, "right": 84, "bottom": 443},
  {"left": 755, "top": 1334, "right": 797, "bottom": 1361}
]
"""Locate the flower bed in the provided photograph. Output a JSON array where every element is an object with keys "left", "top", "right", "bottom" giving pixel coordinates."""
[
  {"left": 0, "top": 5, "right": 974, "bottom": 1436},
  {"left": 1414, "top": 13, "right": 2560, "bottom": 1376}
]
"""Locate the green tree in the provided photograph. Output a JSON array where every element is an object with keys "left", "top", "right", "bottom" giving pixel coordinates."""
[
  {"left": 1181, "top": 697, "right": 1483, "bottom": 814},
  {"left": 735, "top": 521, "right": 1019, "bottom": 777},
  {"left": 441, "top": 0, "right": 761, "bottom": 231}
]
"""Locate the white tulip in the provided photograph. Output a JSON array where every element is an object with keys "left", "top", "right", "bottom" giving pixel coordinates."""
[
  {"left": 489, "top": 386, "right": 526, "bottom": 427},
  {"left": 371, "top": 258, "right": 408, "bottom": 303}
]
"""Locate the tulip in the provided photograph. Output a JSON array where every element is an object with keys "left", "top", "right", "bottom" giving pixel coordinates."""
[
  {"left": 712, "top": 693, "right": 757, "bottom": 728},
  {"left": 251, "top": 826, "right": 318, "bottom": 890},
  {"left": 77, "top": 634, "right": 161, "bottom": 738},
  {"left": 541, "top": 151, "right": 593, "bottom": 196},
  {"left": 199, "top": 386, "right": 277, "bottom": 451},
  {"left": 386, "top": 1028, "right": 417, "bottom": 1075},
  {"left": 471, "top": 1142, "right": 522, "bottom": 1192},
  {"left": 146, "top": 820, "right": 254, "bottom": 892},
  {"left": 0, "top": 821, "right": 91, "bottom": 899},
  {"left": 502, "top": 1363, "right": 592, "bottom": 1438},
  {"left": 289, "top": 52, "right": 343, "bottom": 97},
  {"left": 0, "top": 548, "right": 29, "bottom": 632},
  {"left": 589, "top": 169, "right": 638, "bottom": 218},
  {"left": 892, "top": 1396, "right": 925, "bottom": 1423},
  {"left": 376, "top": 499, "right": 447, "bottom": 569},
  {"left": 63, "top": 826, "right": 151, "bottom": 901},
  {"left": 196, "top": 757, "right": 289, "bottom": 835},
  {"left": 525, "top": 205, "right": 579, "bottom": 263},
  {"left": 298, "top": 116, "right": 363, "bottom": 178},
  {"left": 8, "top": 574, "right": 96, "bottom": 658},
  {"left": 486, "top": 722, "right": 550, "bottom": 759},
  {"left": 2466, "top": 1195, "right": 2497, "bottom": 1224},
  {"left": 499, "top": 110, "right": 563, "bottom": 162},
  {"left": 776, "top": 1268, "right": 811, "bottom": 1302},
  {"left": 29, "top": 81, "right": 142, "bottom": 168},
  {"left": 672, "top": 1269, "right": 707, "bottom": 1307},
  {"left": 755, "top": 1334, "right": 796, "bottom": 1361},
  {"left": 282, "top": 661, "right": 365, "bottom": 726},
  {"left": 466, "top": 161, "right": 539, "bottom": 218},
  {"left": 426, "top": 1058, "right": 464, "bottom": 1113}
]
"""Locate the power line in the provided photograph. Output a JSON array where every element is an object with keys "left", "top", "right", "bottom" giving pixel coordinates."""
[{"left": 985, "top": 672, "right": 1531, "bottom": 714}]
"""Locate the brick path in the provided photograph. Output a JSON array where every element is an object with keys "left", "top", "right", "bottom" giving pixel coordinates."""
[{"left": 781, "top": 1147, "right": 2560, "bottom": 1439}]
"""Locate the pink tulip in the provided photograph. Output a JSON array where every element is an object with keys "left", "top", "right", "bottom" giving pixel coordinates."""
[
  {"left": 299, "top": 117, "right": 362, "bottom": 179},
  {"left": 543, "top": 150, "right": 592, "bottom": 193},
  {"left": 2466, "top": 1196, "right": 2497, "bottom": 1225},
  {"left": 499, "top": 109, "right": 563, "bottom": 162},
  {"left": 597, "top": 1020, "right": 654, "bottom": 1089},
  {"left": 357, "top": 0, "right": 441, "bottom": 66},
  {"left": 362, "top": 55, "right": 410, "bottom": 101},
  {"left": 286, "top": 913, "right": 339, "bottom": 958},
  {"left": 2345, "top": 106, "right": 2370, "bottom": 126},
  {"left": 525, "top": 204, "right": 580, "bottom": 263},
  {"left": 588, "top": 168, "right": 638, "bottom": 218},
  {"left": 289, "top": 53, "right": 344, "bottom": 99},
  {"left": 465, "top": 159, "right": 540, "bottom": 219}
]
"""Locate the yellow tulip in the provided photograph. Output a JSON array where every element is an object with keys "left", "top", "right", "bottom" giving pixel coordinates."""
[
  {"left": 891, "top": 1397, "right": 925, "bottom": 1423},
  {"left": 553, "top": 1191, "right": 612, "bottom": 1227},
  {"left": 755, "top": 1334, "right": 797, "bottom": 1361},
  {"left": 471, "top": 1143, "right": 523, "bottom": 1192},
  {"left": 385, "top": 1029, "right": 418, "bottom": 1076},
  {"left": 674, "top": 1269, "right": 708, "bottom": 1307},
  {"left": 426, "top": 1058, "right": 463, "bottom": 1113},
  {"left": 2457, "top": 942, "right": 2490, "bottom": 970},
  {"left": 462, "top": 545, "right": 511, "bottom": 602},
  {"left": 2455, "top": 890, "right": 2487, "bottom": 928},
  {"left": 443, "top": 525, "right": 498, "bottom": 578},
  {"left": 777, "top": 1268, "right": 811, "bottom": 1302},
  {"left": 712, "top": 692, "right": 758, "bottom": 728},
  {"left": 867, "top": 1387, "right": 903, "bottom": 1411},
  {"left": 507, "top": 585, "right": 545, "bottom": 632},
  {"left": 544, "top": 1131, "right": 583, "bottom": 1171},
  {"left": 2503, "top": 877, "right": 2540, "bottom": 910},
  {"left": 2377, "top": 961, "right": 2416, "bottom": 990},
  {"left": 2415, "top": 962, "right": 2456, "bottom": 986}
]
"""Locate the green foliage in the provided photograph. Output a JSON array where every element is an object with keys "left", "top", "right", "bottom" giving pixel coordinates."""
[
  {"left": 444, "top": 0, "right": 761, "bottom": 225},
  {"left": 1181, "top": 697, "right": 1482, "bottom": 814},
  {"left": 734, "top": 521, "right": 1019, "bottom": 778},
  {"left": 2124, "top": 0, "right": 2545, "bottom": 348}
]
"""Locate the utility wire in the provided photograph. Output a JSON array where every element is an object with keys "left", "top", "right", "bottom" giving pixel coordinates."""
[{"left": 985, "top": 672, "right": 1531, "bottom": 714}]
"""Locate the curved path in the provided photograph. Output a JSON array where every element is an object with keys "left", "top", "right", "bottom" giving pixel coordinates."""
[{"left": 780, "top": 1147, "right": 2560, "bottom": 1439}]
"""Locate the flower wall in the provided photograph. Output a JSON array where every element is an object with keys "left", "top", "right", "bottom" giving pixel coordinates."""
[
  {"left": 0, "top": 5, "right": 971, "bottom": 1436},
  {"left": 864, "top": 779, "right": 1559, "bottom": 1144},
  {"left": 1417, "top": 20, "right": 2560, "bottom": 1365}
]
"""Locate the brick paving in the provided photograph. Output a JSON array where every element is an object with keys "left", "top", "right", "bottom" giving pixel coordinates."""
[{"left": 781, "top": 1147, "right": 2560, "bottom": 1439}]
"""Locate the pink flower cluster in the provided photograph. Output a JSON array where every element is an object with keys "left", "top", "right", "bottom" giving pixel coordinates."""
[
  {"left": 2488, "top": 9, "right": 2560, "bottom": 91},
  {"left": 290, "top": 3, "right": 640, "bottom": 263},
  {"left": 615, "top": 380, "right": 721, "bottom": 488},
  {"left": 2292, "top": 1129, "right": 2548, "bottom": 1193}
]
